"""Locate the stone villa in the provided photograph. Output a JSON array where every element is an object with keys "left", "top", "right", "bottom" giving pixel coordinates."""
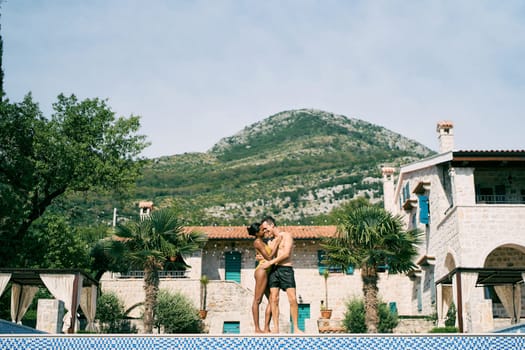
[{"left": 101, "top": 121, "right": 525, "bottom": 334}]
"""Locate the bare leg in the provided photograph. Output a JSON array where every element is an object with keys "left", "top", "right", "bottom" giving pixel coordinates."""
[
  {"left": 269, "top": 287, "right": 280, "bottom": 333},
  {"left": 252, "top": 268, "right": 268, "bottom": 333},
  {"left": 286, "top": 287, "right": 303, "bottom": 334},
  {"left": 263, "top": 288, "right": 272, "bottom": 332}
]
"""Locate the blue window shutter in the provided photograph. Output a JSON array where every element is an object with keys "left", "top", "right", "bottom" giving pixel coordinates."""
[
  {"left": 389, "top": 302, "right": 398, "bottom": 314},
  {"left": 417, "top": 286, "right": 423, "bottom": 312},
  {"left": 317, "top": 250, "right": 326, "bottom": 275},
  {"left": 225, "top": 251, "right": 241, "bottom": 283},
  {"left": 403, "top": 183, "right": 410, "bottom": 202},
  {"left": 419, "top": 195, "right": 429, "bottom": 224}
]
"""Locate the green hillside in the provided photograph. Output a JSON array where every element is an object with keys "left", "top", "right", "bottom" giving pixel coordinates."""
[{"left": 63, "top": 109, "right": 434, "bottom": 226}]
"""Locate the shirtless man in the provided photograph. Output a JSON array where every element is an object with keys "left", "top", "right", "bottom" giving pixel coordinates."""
[{"left": 259, "top": 216, "right": 303, "bottom": 334}]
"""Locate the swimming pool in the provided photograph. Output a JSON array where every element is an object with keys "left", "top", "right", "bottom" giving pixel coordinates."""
[
  {"left": 493, "top": 323, "right": 525, "bottom": 334},
  {"left": 1, "top": 334, "right": 524, "bottom": 350}
]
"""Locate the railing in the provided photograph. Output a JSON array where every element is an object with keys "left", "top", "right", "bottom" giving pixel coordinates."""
[
  {"left": 117, "top": 270, "right": 189, "bottom": 279},
  {"left": 476, "top": 194, "right": 525, "bottom": 204}
]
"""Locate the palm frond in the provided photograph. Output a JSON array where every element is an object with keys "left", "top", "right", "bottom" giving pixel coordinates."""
[{"left": 322, "top": 205, "right": 421, "bottom": 274}]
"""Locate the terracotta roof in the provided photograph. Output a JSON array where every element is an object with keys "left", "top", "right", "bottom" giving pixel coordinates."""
[
  {"left": 186, "top": 225, "right": 338, "bottom": 240},
  {"left": 138, "top": 201, "right": 154, "bottom": 208}
]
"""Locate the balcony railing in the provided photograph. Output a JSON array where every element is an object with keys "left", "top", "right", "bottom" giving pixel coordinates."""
[
  {"left": 476, "top": 194, "right": 525, "bottom": 204},
  {"left": 117, "top": 270, "right": 189, "bottom": 279}
]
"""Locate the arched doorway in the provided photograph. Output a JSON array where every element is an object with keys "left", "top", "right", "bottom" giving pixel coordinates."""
[{"left": 483, "top": 245, "right": 525, "bottom": 325}]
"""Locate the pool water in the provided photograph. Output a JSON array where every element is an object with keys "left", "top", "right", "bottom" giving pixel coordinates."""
[{"left": 1, "top": 334, "right": 525, "bottom": 350}]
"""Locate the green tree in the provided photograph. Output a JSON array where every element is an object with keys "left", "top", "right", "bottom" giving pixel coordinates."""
[
  {"left": 0, "top": 93, "right": 148, "bottom": 266},
  {"left": 322, "top": 206, "right": 420, "bottom": 333},
  {"left": 113, "top": 208, "right": 207, "bottom": 333},
  {"left": 90, "top": 238, "right": 130, "bottom": 281},
  {"left": 154, "top": 289, "right": 203, "bottom": 333},
  {"left": 19, "top": 214, "right": 91, "bottom": 269}
]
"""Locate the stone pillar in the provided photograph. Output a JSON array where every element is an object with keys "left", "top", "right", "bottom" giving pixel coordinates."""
[
  {"left": 185, "top": 250, "right": 203, "bottom": 280},
  {"left": 450, "top": 167, "right": 476, "bottom": 206},
  {"left": 466, "top": 299, "right": 494, "bottom": 333},
  {"left": 36, "top": 299, "right": 64, "bottom": 333},
  {"left": 382, "top": 167, "right": 396, "bottom": 214}
]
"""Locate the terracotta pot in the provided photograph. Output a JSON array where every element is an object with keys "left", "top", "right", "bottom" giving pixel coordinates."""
[
  {"left": 199, "top": 309, "right": 208, "bottom": 319},
  {"left": 320, "top": 309, "right": 332, "bottom": 319}
]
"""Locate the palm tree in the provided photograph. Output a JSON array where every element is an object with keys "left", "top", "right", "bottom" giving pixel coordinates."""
[
  {"left": 322, "top": 205, "right": 420, "bottom": 333},
  {"left": 115, "top": 208, "right": 207, "bottom": 333}
]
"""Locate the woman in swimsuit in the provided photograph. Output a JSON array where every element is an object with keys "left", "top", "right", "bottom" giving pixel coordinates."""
[{"left": 247, "top": 222, "right": 281, "bottom": 333}]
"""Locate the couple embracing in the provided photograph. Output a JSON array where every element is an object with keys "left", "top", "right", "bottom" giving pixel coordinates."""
[{"left": 247, "top": 216, "right": 303, "bottom": 334}]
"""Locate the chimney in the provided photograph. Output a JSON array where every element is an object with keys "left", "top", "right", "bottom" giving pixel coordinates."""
[
  {"left": 139, "top": 201, "right": 154, "bottom": 220},
  {"left": 382, "top": 167, "right": 396, "bottom": 214},
  {"left": 436, "top": 121, "right": 454, "bottom": 153}
]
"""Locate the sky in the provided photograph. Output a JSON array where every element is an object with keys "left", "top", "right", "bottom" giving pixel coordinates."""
[{"left": 2, "top": 1, "right": 525, "bottom": 158}]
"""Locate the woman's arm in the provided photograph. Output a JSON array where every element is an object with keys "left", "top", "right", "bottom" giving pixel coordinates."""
[
  {"left": 254, "top": 239, "right": 275, "bottom": 261},
  {"left": 268, "top": 234, "right": 282, "bottom": 258}
]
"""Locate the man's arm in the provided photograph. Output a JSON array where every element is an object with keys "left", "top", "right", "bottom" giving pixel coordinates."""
[{"left": 261, "top": 232, "right": 292, "bottom": 269}]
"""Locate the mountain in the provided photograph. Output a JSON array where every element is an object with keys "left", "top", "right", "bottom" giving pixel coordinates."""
[{"left": 121, "top": 109, "right": 435, "bottom": 225}]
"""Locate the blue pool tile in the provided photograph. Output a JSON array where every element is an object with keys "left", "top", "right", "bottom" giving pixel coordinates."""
[{"left": 1, "top": 334, "right": 525, "bottom": 350}]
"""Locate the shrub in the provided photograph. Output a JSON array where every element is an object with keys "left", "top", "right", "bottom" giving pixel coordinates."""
[
  {"left": 96, "top": 292, "right": 136, "bottom": 333},
  {"left": 429, "top": 326, "right": 459, "bottom": 333},
  {"left": 343, "top": 298, "right": 367, "bottom": 333},
  {"left": 343, "top": 298, "right": 398, "bottom": 333},
  {"left": 445, "top": 302, "right": 456, "bottom": 327},
  {"left": 377, "top": 302, "right": 398, "bottom": 333},
  {"left": 154, "top": 289, "right": 203, "bottom": 333}
]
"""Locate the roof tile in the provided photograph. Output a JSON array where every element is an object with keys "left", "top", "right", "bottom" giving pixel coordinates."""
[{"left": 186, "top": 225, "right": 337, "bottom": 240}]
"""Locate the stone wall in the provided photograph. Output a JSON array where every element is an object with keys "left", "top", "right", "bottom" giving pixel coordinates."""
[
  {"left": 36, "top": 299, "right": 64, "bottom": 334},
  {"left": 102, "top": 264, "right": 423, "bottom": 334},
  {"left": 394, "top": 318, "right": 436, "bottom": 333}
]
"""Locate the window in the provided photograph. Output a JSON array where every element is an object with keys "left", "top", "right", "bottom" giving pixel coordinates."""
[
  {"left": 377, "top": 264, "right": 388, "bottom": 273},
  {"left": 223, "top": 321, "right": 240, "bottom": 334},
  {"left": 495, "top": 185, "right": 506, "bottom": 203},
  {"left": 317, "top": 250, "right": 353, "bottom": 274},
  {"left": 411, "top": 212, "right": 417, "bottom": 228},
  {"left": 402, "top": 183, "right": 410, "bottom": 203},
  {"left": 419, "top": 195, "right": 429, "bottom": 224}
]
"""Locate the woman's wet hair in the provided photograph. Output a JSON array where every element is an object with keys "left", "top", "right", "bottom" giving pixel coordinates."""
[{"left": 247, "top": 222, "right": 260, "bottom": 236}]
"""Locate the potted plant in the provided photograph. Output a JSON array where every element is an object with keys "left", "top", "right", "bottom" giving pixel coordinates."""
[
  {"left": 320, "top": 270, "right": 332, "bottom": 319},
  {"left": 199, "top": 275, "right": 209, "bottom": 319}
]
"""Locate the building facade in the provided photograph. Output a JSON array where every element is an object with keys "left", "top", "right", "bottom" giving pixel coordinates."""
[
  {"left": 382, "top": 121, "right": 525, "bottom": 332},
  {"left": 101, "top": 121, "right": 524, "bottom": 334},
  {"left": 101, "top": 225, "right": 415, "bottom": 334}
]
